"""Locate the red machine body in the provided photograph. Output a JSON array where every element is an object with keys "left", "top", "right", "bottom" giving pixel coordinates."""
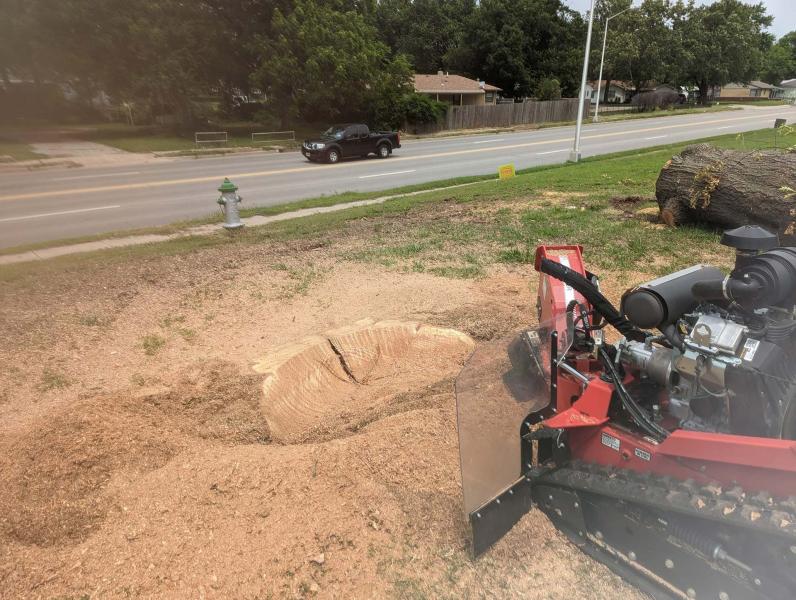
[
  {"left": 535, "top": 244, "right": 796, "bottom": 498},
  {"left": 457, "top": 239, "right": 796, "bottom": 599}
]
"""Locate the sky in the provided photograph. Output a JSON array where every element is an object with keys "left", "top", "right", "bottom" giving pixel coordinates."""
[{"left": 563, "top": 0, "right": 793, "bottom": 38}]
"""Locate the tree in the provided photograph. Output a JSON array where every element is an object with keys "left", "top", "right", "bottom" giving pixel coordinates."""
[
  {"left": 0, "top": 0, "right": 37, "bottom": 86},
  {"left": 678, "top": 0, "right": 773, "bottom": 103},
  {"left": 199, "top": 1, "right": 294, "bottom": 115},
  {"left": 375, "top": 0, "right": 475, "bottom": 73},
  {"left": 763, "top": 32, "right": 796, "bottom": 84},
  {"left": 590, "top": 0, "right": 634, "bottom": 104},
  {"left": 604, "top": 0, "right": 682, "bottom": 96},
  {"left": 365, "top": 54, "right": 415, "bottom": 129},
  {"left": 535, "top": 77, "right": 562, "bottom": 100},
  {"left": 448, "top": 0, "right": 585, "bottom": 98},
  {"left": 250, "top": 0, "right": 410, "bottom": 127},
  {"left": 1, "top": 0, "right": 240, "bottom": 123}
]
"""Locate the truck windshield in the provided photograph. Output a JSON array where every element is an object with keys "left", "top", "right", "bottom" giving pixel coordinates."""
[{"left": 322, "top": 126, "right": 346, "bottom": 139}]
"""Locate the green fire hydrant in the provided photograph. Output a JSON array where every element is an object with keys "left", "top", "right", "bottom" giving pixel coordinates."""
[{"left": 217, "top": 177, "right": 243, "bottom": 230}]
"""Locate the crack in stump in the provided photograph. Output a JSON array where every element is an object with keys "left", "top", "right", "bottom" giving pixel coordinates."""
[{"left": 327, "top": 338, "right": 360, "bottom": 384}]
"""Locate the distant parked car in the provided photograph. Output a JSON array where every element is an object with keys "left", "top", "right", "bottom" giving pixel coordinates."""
[{"left": 301, "top": 124, "right": 400, "bottom": 164}]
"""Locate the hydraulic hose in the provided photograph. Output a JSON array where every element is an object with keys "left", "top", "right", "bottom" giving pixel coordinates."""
[
  {"left": 539, "top": 258, "right": 646, "bottom": 342},
  {"left": 599, "top": 348, "right": 669, "bottom": 442}
]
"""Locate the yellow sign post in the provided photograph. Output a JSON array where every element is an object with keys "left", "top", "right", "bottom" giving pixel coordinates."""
[{"left": 498, "top": 163, "right": 516, "bottom": 180}]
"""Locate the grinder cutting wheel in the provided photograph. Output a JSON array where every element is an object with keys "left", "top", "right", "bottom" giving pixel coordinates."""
[{"left": 456, "top": 226, "right": 796, "bottom": 599}]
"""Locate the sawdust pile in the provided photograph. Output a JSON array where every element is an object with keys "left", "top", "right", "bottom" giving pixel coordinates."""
[
  {"left": 0, "top": 362, "right": 266, "bottom": 548},
  {"left": 0, "top": 224, "right": 645, "bottom": 598}
]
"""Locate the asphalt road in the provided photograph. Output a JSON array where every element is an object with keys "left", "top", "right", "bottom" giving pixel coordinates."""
[{"left": 1, "top": 105, "right": 793, "bottom": 250}]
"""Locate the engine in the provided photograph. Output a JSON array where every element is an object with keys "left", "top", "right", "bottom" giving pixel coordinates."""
[{"left": 616, "top": 226, "right": 796, "bottom": 439}]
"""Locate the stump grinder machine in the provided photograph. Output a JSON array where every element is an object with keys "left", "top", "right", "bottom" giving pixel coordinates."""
[{"left": 456, "top": 226, "right": 796, "bottom": 599}]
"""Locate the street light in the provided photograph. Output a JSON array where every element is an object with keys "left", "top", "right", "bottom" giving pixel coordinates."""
[
  {"left": 570, "top": 0, "right": 596, "bottom": 163},
  {"left": 594, "top": 6, "right": 633, "bottom": 123}
]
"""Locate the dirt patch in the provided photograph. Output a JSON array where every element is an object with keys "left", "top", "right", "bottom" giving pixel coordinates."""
[
  {"left": 0, "top": 203, "right": 646, "bottom": 598},
  {"left": 610, "top": 195, "right": 650, "bottom": 212},
  {"left": 0, "top": 361, "right": 264, "bottom": 547}
]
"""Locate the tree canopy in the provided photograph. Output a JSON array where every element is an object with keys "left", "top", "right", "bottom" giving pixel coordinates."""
[
  {"left": 763, "top": 31, "right": 796, "bottom": 84},
  {"left": 677, "top": 0, "right": 773, "bottom": 99},
  {"left": 0, "top": 0, "right": 786, "bottom": 125}
]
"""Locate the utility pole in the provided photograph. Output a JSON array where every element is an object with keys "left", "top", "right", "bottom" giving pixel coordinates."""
[
  {"left": 594, "top": 6, "right": 633, "bottom": 123},
  {"left": 570, "top": 0, "right": 596, "bottom": 163}
]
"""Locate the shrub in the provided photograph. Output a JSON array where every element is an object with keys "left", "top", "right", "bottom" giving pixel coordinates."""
[
  {"left": 401, "top": 93, "right": 447, "bottom": 126},
  {"left": 535, "top": 78, "right": 562, "bottom": 101},
  {"left": 633, "top": 89, "right": 680, "bottom": 112}
]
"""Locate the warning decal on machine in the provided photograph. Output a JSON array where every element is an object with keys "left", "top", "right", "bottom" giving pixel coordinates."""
[
  {"left": 558, "top": 256, "right": 576, "bottom": 305},
  {"left": 741, "top": 338, "right": 760, "bottom": 362},
  {"left": 634, "top": 448, "right": 651, "bottom": 461},
  {"left": 601, "top": 432, "right": 620, "bottom": 452}
]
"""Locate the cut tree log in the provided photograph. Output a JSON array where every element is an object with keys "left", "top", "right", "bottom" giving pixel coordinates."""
[{"left": 655, "top": 143, "right": 796, "bottom": 241}]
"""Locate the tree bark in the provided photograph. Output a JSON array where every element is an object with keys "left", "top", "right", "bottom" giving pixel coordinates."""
[
  {"left": 697, "top": 79, "right": 709, "bottom": 105},
  {"left": 655, "top": 144, "right": 796, "bottom": 241},
  {"left": 604, "top": 77, "right": 612, "bottom": 104}
]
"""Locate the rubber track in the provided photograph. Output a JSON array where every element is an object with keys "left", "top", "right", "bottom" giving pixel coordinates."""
[{"left": 538, "top": 461, "right": 796, "bottom": 543}]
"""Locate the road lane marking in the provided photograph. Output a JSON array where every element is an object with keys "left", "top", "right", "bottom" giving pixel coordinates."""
[
  {"left": 644, "top": 135, "right": 668, "bottom": 140},
  {"left": 0, "top": 205, "right": 121, "bottom": 223},
  {"left": 52, "top": 171, "right": 142, "bottom": 182},
  {"left": 472, "top": 138, "right": 505, "bottom": 144},
  {"left": 2, "top": 109, "right": 792, "bottom": 203},
  {"left": 358, "top": 170, "right": 417, "bottom": 179},
  {"left": 716, "top": 126, "right": 733, "bottom": 130},
  {"left": 537, "top": 149, "right": 568, "bottom": 155}
]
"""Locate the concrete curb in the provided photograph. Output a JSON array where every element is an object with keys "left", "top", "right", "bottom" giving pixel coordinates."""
[
  {"left": 0, "top": 159, "right": 82, "bottom": 173},
  {"left": 0, "top": 181, "right": 483, "bottom": 267},
  {"left": 152, "top": 146, "right": 294, "bottom": 159}
]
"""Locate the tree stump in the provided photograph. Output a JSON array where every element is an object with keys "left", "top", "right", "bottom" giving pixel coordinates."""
[{"left": 655, "top": 144, "right": 796, "bottom": 242}]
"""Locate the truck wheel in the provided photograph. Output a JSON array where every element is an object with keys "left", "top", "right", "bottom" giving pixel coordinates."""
[
  {"left": 377, "top": 144, "right": 390, "bottom": 159},
  {"left": 327, "top": 149, "right": 340, "bottom": 164}
]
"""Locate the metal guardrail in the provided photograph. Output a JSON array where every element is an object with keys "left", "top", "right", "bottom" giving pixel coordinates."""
[
  {"left": 251, "top": 130, "right": 296, "bottom": 144},
  {"left": 195, "top": 131, "right": 228, "bottom": 146}
]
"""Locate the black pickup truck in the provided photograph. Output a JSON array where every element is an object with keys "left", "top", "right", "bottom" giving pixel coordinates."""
[{"left": 301, "top": 124, "right": 400, "bottom": 164}]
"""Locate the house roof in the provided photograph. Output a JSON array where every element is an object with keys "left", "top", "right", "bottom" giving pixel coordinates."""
[
  {"left": 588, "top": 80, "right": 634, "bottom": 90},
  {"left": 781, "top": 78, "right": 796, "bottom": 88},
  {"left": 413, "top": 73, "right": 502, "bottom": 94},
  {"left": 725, "top": 81, "right": 775, "bottom": 89}
]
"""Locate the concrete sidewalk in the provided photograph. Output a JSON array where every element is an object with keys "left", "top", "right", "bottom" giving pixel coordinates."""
[
  {"left": 0, "top": 182, "right": 480, "bottom": 266},
  {"left": 0, "top": 140, "right": 168, "bottom": 173}
]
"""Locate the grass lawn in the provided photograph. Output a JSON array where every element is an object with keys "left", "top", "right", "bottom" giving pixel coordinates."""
[
  {"left": 592, "top": 103, "right": 737, "bottom": 123},
  {"left": 0, "top": 138, "right": 46, "bottom": 161},
  {"left": 68, "top": 105, "right": 741, "bottom": 153},
  {"left": 73, "top": 122, "right": 303, "bottom": 153},
  {"left": 1, "top": 126, "right": 792, "bottom": 282},
  {"left": 720, "top": 99, "right": 790, "bottom": 107},
  {"left": 401, "top": 105, "right": 738, "bottom": 139}
]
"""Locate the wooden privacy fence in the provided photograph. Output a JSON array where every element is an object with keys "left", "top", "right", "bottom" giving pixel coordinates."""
[{"left": 444, "top": 98, "right": 589, "bottom": 130}]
